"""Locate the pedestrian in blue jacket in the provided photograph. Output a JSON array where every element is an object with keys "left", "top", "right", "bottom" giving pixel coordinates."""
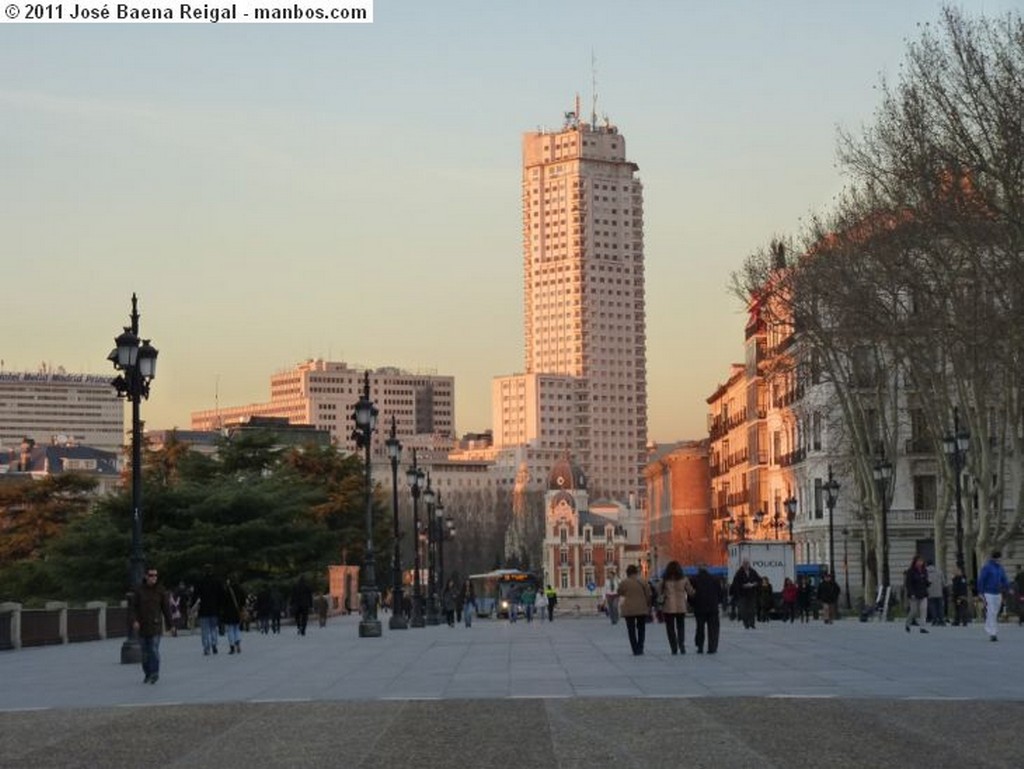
[{"left": 977, "top": 550, "right": 1011, "bottom": 641}]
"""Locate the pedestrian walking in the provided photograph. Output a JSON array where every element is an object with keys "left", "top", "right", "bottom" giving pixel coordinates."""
[
  {"left": 977, "top": 550, "right": 1011, "bottom": 642},
  {"left": 904, "top": 555, "right": 930, "bottom": 634},
  {"left": 442, "top": 579, "right": 457, "bottom": 626},
  {"left": 926, "top": 561, "right": 946, "bottom": 625},
  {"left": 192, "top": 564, "right": 224, "bottom": 655},
  {"left": 781, "top": 578, "right": 798, "bottom": 623},
  {"left": 950, "top": 566, "right": 971, "bottom": 626},
  {"left": 535, "top": 585, "right": 548, "bottom": 622},
  {"left": 604, "top": 572, "right": 620, "bottom": 625},
  {"left": 730, "top": 560, "right": 761, "bottom": 629},
  {"left": 291, "top": 576, "right": 313, "bottom": 636},
  {"left": 314, "top": 592, "right": 329, "bottom": 628},
  {"left": 817, "top": 572, "right": 841, "bottom": 624},
  {"left": 797, "top": 576, "right": 813, "bottom": 623},
  {"left": 658, "top": 560, "right": 694, "bottom": 655},
  {"left": 462, "top": 580, "right": 476, "bottom": 627},
  {"left": 758, "top": 577, "right": 774, "bottom": 623},
  {"left": 132, "top": 565, "right": 174, "bottom": 684},
  {"left": 617, "top": 564, "right": 652, "bottom": 656},
  {"left": 521, "top": 584, "right": 537, "bottom": 623},
  {"left": 222, "top": 577, "right": 245, "bottom": 654},
  {"left": 544, "top": 584, "right": 558, "bottom": 621},
  {"left": 691, "top": 565, "right": 722, "bottom": 654}
]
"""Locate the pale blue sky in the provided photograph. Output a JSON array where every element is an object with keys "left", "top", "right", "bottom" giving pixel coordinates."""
[{"left": 2, "top": 1, "right": 1015, "bottom": 442}]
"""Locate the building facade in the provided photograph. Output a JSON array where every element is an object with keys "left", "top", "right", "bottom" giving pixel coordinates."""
[
  {"left": 643, "top": 441, "right": 714, "bottom": 567},
  {"left": 191, "top": 359, "right": 455, "bottom": 457},
  {"left": 0, "top": 371, "right": 124, "bottom": 453},
  {"left": 494, "top": 107, "right": 648, "bottom": 504}
]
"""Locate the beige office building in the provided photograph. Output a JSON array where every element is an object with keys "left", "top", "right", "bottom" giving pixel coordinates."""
[
  {"left": 191, "top": 359, "right": 455, "bottom": 457},
  {"left": 496, "top": 108, "right": 648, "bottom": 503}
]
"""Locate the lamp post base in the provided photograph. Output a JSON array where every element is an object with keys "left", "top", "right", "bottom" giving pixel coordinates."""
[
  {"left": 120, "top": 638, "right": 142, "bottom": 665},
  {"left": 388, "top": 614, "right": 408, "bottom": 630},
  {"left": 410, "top": 594, "right": 425, "bottom": 628},
  {"left": 426, "top": 597, "right": 441, "bottom": 626},
  {"left": 358, "top": 619, "right": 382, "bottom": 637}
]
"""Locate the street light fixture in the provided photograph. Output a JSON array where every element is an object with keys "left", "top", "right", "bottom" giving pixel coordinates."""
[
  {"left": 841, "top": 527, "right": 852, "bottom": 610},
  {"left": 423, "top": 475, "right": 440, "bottom": 625},
  {"left": 873, "top": 457, "right": 893, "bottom": 591},
  {"left": 943, "top": 406, "right": 970, "bottom": 572},
  {"left": 109, "top": 293, "right": 158, "bottom": 665},
  {"left": 405, "top": 450, "right": 426, "bottom": 628},
  {"left": 753, "top": 508, "right": 765, "bottom": 537},
  {"left": 384, "top": 417, "right": 406, "bottom": 631},
  {"left": 435, "top": 492, "right": 456, "bottom": 604},
  {"left": 784, "top": 496, "right": 797, "bottom": 541},
  {"left": 351, "top": 371, "right": 382, "bottom": 638},
  {"left": 824, "top": 465, "right": 841, "bottom": 576}
]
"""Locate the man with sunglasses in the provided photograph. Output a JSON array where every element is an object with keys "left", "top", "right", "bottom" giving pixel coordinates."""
[{"left": 132, "top": 566, "right": 174, "bottom": 684}]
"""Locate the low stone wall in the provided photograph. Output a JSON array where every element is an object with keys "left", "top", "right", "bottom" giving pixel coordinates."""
[{"left": 0, "top": 601, "right": 125, "bottom": 651}]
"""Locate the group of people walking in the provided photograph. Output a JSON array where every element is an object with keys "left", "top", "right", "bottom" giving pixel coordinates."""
[
  {"left": 130, "top": 565, "right": 329, "bottom": 685},
  {"left": 615, "top": 562, "right": 723, "bottom": 656}
]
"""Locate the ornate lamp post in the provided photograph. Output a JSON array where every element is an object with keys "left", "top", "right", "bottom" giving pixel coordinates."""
[
  {"left": 405, "top": 451, "right": 425, "bottom": 628},
  {"left": 753, "top": 508, "right": 765, "bottom": 538},
  {"left": 841, "top": 527, "right": 852, "bottom": 610},
  {"left": 423, "top": 474, "right": 440, "bottom": 625},
  {"left": 824, "top": 465, "right": 840, "bottom": 576},
  {"left": 384, "top": 417, "right": 406, "bottom": 631},
  {"left": 873, "top": 457, "right": 893, "bottom": 591},
  {"left": 784, "top": 496, "right": 797, "bottom": 541},
  {"left": 109, "top": 294, "right": 158, "bottom": 665},
  {"left": 943, "top": 407, "right": 970, "bottom": 572},
  {"left": 351, "top": 371, "right": 381, "bottom": 638}
]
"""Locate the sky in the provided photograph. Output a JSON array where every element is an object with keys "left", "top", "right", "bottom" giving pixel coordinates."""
[{"left": 2, "top": 1, "right": 1018, "bottom": 444}]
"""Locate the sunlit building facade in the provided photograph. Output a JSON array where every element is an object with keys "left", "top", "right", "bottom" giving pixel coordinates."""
[{"left": 495, "top": 107, "right": 648, "bottom": 504}]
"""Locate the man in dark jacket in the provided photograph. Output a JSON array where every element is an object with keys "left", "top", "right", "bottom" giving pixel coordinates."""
[
  {"left": 132, "top": 566, "right": 174, "bottom": 684},
  {"left": 691, "top": 565, "right": 723, "bottom": 654},
  {"left": 730, "top": 560, "right": 761, "bottom": 629},
  {"left": 192, "top": 564, "right": 224, "bottom": 655},
  {"left": 817, "top": 571, "right": 841, "bottom": 624},
  {"left": 291, "top": 576, "right": 313, "bottom": 636}
]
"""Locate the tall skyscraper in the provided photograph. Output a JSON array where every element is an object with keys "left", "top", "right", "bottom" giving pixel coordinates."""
[{"left": 511, "top": 105, "right": 648, "bottom": 502}]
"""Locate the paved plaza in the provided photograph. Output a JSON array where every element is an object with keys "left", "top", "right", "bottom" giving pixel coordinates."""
[{"left": 1, "top": 612, "right": 1022, "bottom": 768}]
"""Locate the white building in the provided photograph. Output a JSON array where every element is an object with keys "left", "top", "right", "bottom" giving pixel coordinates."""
[{"left": 0, "top": 371, "right": 123, "bottom": 452}]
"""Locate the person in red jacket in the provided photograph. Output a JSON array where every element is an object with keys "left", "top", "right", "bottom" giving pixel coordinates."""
[{"left": 781, "top": 577, "right": 799, "bottom": 623}]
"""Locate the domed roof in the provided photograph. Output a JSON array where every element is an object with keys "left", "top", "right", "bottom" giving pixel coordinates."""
[{"left": 547, "top": 453, "right": 586, "bottom": 491}]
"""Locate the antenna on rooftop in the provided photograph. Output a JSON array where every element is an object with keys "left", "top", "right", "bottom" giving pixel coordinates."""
[{"left": 591, "top": 49, "right": 598, "bottom": 127}]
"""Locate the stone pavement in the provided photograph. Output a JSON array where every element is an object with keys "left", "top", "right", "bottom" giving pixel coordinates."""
[
  {"left": 1, "top": 613, "right": 1023, "bottom": 768},
  {"left": 2, "top": 611, "right": 1023, "bottom": 709}
]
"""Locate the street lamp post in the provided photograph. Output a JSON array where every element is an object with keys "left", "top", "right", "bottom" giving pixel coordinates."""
[
  {"left": 423, "top": 475, "right": 440, "bottom": 625},
  {"left": 351, "top": 371, "right": 382, "bottom": 638},
  {"left": 784, "top": 496, "right": 797, "bottom": 541},
  {"left": 753, "top": 508, "right": 765, "bottom": 538},
  {"left": 873, "top": 458, "right": 893, "bottom": 591},
  {"left": 385, "top": 417, "right": 407, "bottom": 631},
  {"left": 435, "top": 492, "right": 446, "bottom": 596},
  {"left": 406, "top": 451, "right": 426, "bottom": 628},
  {"left": 841, "top": 527, "right": 852, "bottom": 610},
  {"left": 943, "top": 407, "right": 970, "bottom": 573},
  {"left": 824, "top": 465, "right": 840, "bottom": 576},
  {"left": 109, "top": 293, "right": 158, "bottom": 665}
]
